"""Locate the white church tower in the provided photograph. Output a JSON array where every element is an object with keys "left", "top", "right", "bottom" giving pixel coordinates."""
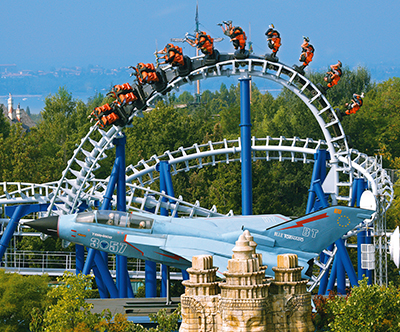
[{"left": 7, "top": 93, "right": 13, "bottom": 120}]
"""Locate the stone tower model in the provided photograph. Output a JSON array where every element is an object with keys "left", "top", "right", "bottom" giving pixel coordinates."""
[{"left": 180, "top": 231, "right": 314, "bottom": 332}]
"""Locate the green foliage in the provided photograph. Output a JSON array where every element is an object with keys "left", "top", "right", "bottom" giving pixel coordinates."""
[
  {"left": 313, "top": 278, "right": 400, "bottom": 331},
  {"left": 134, "top": 280, "right": 185, "bottom": 299},
  {"left": 0, "top": 270, "right": 50, "bottom": 332},
  {"left": 312, "top": 292, "right": 337, "bottom": 331},
  {"left": 26, "top": 272, "right": 181, "bottom": 332},
  {"left": 0, "top": 109, "right": 10, "bottom": 138},
  {"left": 3, "top": 69, "right": 400, "bottom": 282},
  {"left": 148, "top": 304, "right": 181, "bottom": 332},
  {"left": 34, "top": 272, "right": 102, "bottom": 332}
]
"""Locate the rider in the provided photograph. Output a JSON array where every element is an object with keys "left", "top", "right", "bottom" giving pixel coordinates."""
[
  {"left": 156, "top": 43, "right": 185, "bottom": 67},
  {"left": 298, "top": 36, "right": 314, "bottom": 70},
  {"left": 186, "top": 31, "right": 215, "bottom": 56},
  {"left": 89, "top": 83, "right": 140, "bottom": 128},
  {"left": 219, "top": 20, "right": 247, "bottom": 52},
  {"left": 345, "top": 93, "right": 364, "bottom": 115},
  {"left": 265, "top": 24, "right": 281, "bottom": 59},
  {"left": 324, "top": 61, "right": 342, "bottom": 90},
  {"left": 133, "top": 63, "right": 160, "bottom": 85}
]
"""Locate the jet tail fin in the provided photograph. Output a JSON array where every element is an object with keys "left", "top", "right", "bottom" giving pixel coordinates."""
[{"left": 264, "top": 206, "right": 374, "bottom": 254}]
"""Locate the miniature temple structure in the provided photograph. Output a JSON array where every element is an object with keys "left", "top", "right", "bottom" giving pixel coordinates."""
[{"left": 180, "top": 231, "right": 314, "bottom": 331}]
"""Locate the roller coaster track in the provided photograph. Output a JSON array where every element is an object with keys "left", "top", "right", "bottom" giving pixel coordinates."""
[
  {"left": 0, "top": 53, "right": 394, "bottom": 291},
  {"left": 1, "top": 136, "right": 391, "bottom": 215},
  {"left": 34, "top": 53, "right": 392, "bottom": 216}
]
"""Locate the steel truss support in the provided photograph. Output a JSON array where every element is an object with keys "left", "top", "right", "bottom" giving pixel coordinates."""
[
  {"left": 374, "top": 195, "right": 388, "bottom": 286},
  {"left": 306, "top": 150, "right": 358, "bottom": 295},
  {"left": 82, "top": 134, "right": 133, "bottom": 299},
  {"left": 319, "top": 177, "right": 370, "bottom": 294}
]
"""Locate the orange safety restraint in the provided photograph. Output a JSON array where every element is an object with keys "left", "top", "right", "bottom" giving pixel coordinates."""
[
  {"left": 229, "top": 26, "right": 246, "bottom": 50},
  {"left": 196, "top": 31, "right": 214, "bottom": 55},
  {"left": 325, "top": 65, "right": 342, "bottom": 88},
  {"left": 345, "top": 94, "right": 363, "bottom": 115},
  {"left": 299, "top": 41, "right": 314, "bottom": 66},
  {"left": 327, "top": 72, "right": 341, "bottom": 88},
  {"left": 110, "top": 83, "right": 138, "bottom": 105},
  {"left": 164, "top": 44, "right": 185, "bottom": 66},
  {"left": 136, "top": 63, "right": 159, "bottom": 84},
  {"left": 266, "top": 29, "right": 281, "bottom": 53},
  {"left": 100, "top": 113, "right": 119, "bottom": 127},
  {"left": 90, "top": 103, "right": 118, "bottom": 128},
  {"left": 91, "top": 82, "right": 139, "bottom": 127}
]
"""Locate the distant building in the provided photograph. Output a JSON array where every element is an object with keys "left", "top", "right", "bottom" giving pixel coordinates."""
[{"left": 1, "top": 93, "right": 36, "bottom": 130}]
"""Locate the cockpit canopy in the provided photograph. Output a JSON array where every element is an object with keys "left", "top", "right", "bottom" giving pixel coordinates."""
[{"left": 76, "top": 210, "right": 154, "bottom": 229}]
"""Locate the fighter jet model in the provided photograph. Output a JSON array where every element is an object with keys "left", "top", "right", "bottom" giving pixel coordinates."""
[{"left": 26, "top": 200, "right": 375, "bottom": 278}]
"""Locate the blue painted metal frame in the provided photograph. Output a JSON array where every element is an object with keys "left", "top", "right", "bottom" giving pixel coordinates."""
[
  {"left": 239, "top": 77, "right": 253, "bottom": 216},
  {"left": 308, "top": 151, "right": 370, "bottom": 294},
  {"left": 0, "top": 203, "right": 49, "bottom": 262},
  {"left": 306, "top": 150, "right": 328, "bottom": 214},
  {"left": 159, "top": 161, "right": 171, "bottom": 298},
  {"left": 82, "top": 134, "right": 133, "bottom": 299}
]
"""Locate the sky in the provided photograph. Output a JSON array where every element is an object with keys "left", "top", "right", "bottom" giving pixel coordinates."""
[
  {"left": 1, "top": 0, "right": 400, "bottom": 113},
  {"left": 2, "top": 0, "right": 399, "bottom": 71}
]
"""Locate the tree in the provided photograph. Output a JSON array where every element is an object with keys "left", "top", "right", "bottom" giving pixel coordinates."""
[
  {"left": 313, "top": 278, "right": 400, "bottom": 331},
  {"left": 32, "top": 272, "right": 102, "bottom": 332},
  {"left": 0, "top": 270, "right": 50, "bottom": 332},
  {"left": 0, "top": 109, "right": 10, "bottom": 138},
  {"left": 176, "top": 91, "right": 194, "bottom": 104},
  {"left": 29, "top": 272, "right": 181, "bottom": 332},
  {"left": 40, "top": 87, "right": 90, "bottom": 165}
]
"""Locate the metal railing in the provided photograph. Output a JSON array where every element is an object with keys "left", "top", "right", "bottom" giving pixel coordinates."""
[
  {"left": 1, "top": 250, "right": 183, "bottom": 279},
  {"left": 1, "top": 250, "right": 145, "bottom": 276}
]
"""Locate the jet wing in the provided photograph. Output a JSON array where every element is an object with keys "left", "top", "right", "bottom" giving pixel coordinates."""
[
  {"left": 162, "top": 234, "right": 236, "bottom": 274},
  {"left": 162, "top": 244, "right": 231, "bottom": 277}
]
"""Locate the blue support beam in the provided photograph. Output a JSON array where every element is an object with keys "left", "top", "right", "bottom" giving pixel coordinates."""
[
  {"left": 158, "top": 161, "right": 175, "bottom": 299},
  {"left": 306, "top": 150, "right": 328, "bottom": 214},
  {"left": 336, "top": 255, "right": 346, "bottom": 294},
  {"left": 115, "top": 134, "right": 131, "bottom": 298},
  {"left": 75, "top": 244, "right": 85, "bottom": 274},
  {"left": 239, "top": 77, "right": 252, "bottom": 216},
  {"left": 352, "top": 178, "right": 373, "bottom": 284},
  {"left": 305, "top": 150, "right": 356, "bottom": 295},
  {"left": 160, "top": 264, "right": 168, "bottom": 297},
  {"left": 82, "top": 134, "right": 133, "bottom": 299},
  {"left": 94, "top": 250, "right": 119, "bottom": 298},
  {"left": 145, "top": 260, "right": 157, "bottom": 298},
  {"left": 336, "top": 238, "right": 358, "bottom": 291},
  {"left": 0, "top": 205, "right": 29, "bottom": 260},
  {"left": 326, "top": 257, "right": 337, "bottom": 294},
  {"left": 182, "top": 269, "right": 189, "bottom": 280},
  {"left": 1, "top": 204, "right": 48, "bottom": 262},
  {"left": 92, "top": 264, "right": 109, "bottom": 298},
  {"left": 317, "top": 244, "right": 334, "bottom": 295}
]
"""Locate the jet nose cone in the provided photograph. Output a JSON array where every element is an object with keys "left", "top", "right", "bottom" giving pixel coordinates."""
[{"left": 25, "top": 216, "right": 59, "bottom": 237}]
